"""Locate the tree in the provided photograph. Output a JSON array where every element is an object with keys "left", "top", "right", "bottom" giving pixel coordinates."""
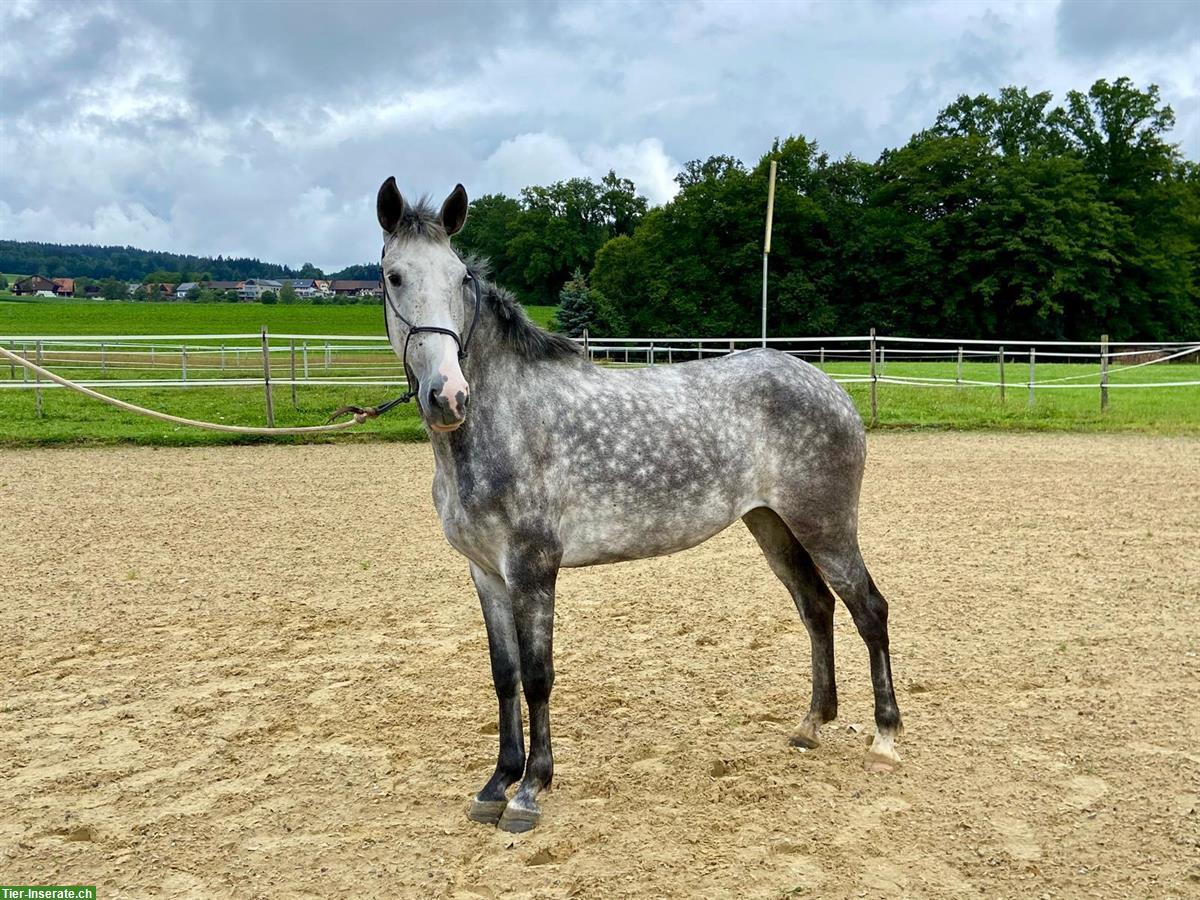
[
  {"left": 185, "top": 284, "right": 202, "bottom": 302},
  {"left": 99, "top": 277, "right": 128, "bottom": 300},
  {"left": 0, "top": 274, "right": 7, "bottom": 290},
  {"left": 279, "top": 282, "right": 299, "bottom": 304},
  {"left": 554, "top": 269, "right": 594, "bottom": 336},
  {"left": 260, "top": 290, "right": 277, "bottom": 304}
]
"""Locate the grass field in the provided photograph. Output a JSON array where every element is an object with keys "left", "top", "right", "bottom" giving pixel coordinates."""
[
  {"left": 0, "top": 299, "right": 558, "bottom": 334},
  {"left": 0, "top": 301, "right": 1195, "bottom": 445}
]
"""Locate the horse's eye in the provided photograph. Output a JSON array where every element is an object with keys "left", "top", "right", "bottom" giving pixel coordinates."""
[
  {"left": 462, "top": 273, "right": 472, "bottom": 285},
  {"left": 388, "top": 273, "right": 402, "bottom": 287}
]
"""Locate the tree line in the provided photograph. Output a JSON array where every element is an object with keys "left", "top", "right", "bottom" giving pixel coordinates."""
[
  {"left": 475, "top": 78, "right": 1199, "bottom": 342},
  {"left": 0, "top": 242, "right": 353, "bottom": 284}
]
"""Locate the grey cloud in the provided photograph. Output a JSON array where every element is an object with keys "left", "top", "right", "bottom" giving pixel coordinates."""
[
  {"left": 1, "top": 0, "right": 1196, "bottom": 271},
  {"left": 1057, "top": 0, "right": 1200, "bottom": 58}
]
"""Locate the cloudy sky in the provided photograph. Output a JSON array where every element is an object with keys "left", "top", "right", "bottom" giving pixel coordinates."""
[{"left": 1, "top": 0, "right": 1197, "bottom": 272}]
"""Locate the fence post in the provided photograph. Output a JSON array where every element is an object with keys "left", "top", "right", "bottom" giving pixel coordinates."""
[
  {"left": 290, "top": 339, "right": 298, "bottom": 409},
  {"left": 869, "top": 327, "right": 878, "bottom": 428},
  {"left": 729, "top": 338, "right": 735, "bottom": 356},
  {"left": 668, "top": 345, "right": 672, "bottom": 364},
  {"left": 649, "top": 341, "right": 654, "bottom": 365},
  {"left": 219, "top": 344, "right": 225, "bottom": 371},
  {"left": 956, "top": 346, "right": 963, "bottom": 386},
  {"left": 8, "top": 343, "right": 14, "bottom": 379},
  {"left": 998, "top": 346, "right": 1005, "bottom": 404},
  {"left": 880, "top": 345, "right": 886, "bottom": 376},
  {"left": 583, "top": 328, "right": 589, "bottom": 358},
  {"left": 820, "top": 346, "right": 825, "bottom": 366},
  {"left": 1028, "top": 347, "right": 1036, "bottom": 409},
  {"left": 181, "top": 346, "right": 188, "bottom": 382},
  {"left": 100, "top": 342, "right": 107, "bottom": 376},
  {"left": 1100, "top": 333, "right": 1109, "bottom": 412},
  {"left": 325, "top": 342, "right": 331, "bottom": 372},
  {"left": 624, "top": 346, "right": 629, "bottom": 364},
  {"left": 22, "top": 343, "right": 28, "bottom": 383},
  {"left": 34, "top": 340, "right": 44, "bottom": 418},
  {"left": 151, "top": 346, "right": 156, "bottom": 365},
  {"left": 303, "top": 341, "right": 309, "bottom": 379},
  {"left": 261, "top": 326, "right": 275, "bottom": 427}
]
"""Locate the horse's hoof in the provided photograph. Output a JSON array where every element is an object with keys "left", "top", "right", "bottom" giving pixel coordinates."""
[
  {"left": 467, "top": 798, "right": 508, "bottom": 826},
  {"left": 864, "top": 750, "right": 901, "bottom": 773},
  {"left": 789, "top": 729, "right": 820, "bottom": 750},
  {"left": 498, "top": 800, "right": 541, "bottom": 833}
]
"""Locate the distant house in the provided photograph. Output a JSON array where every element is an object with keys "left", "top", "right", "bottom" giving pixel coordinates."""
[
  {"left": 126, "top": 283, "right": 141, "bottom": 297},
  {"left": 175, "top": 282, "right": 199, "bottom": 298},
  {"left": 11, "top": 276, "right": 74, "bottom": 297},
  {"left": 204, "top": 280, "right": 242, "bottom": 292},
  {"left": 329, "top": 279, "right": 382, "bottom": 297},
  {"left": 280, "top": 277, "right": 319, "bottom": 298},
  {"left": 238, "top": 278, "right": 283, "bottom": 301},
  {"left": 142, "top": 283, "right": 176, "bottom": 299},
  {"left": 12, "top": 276, "right": 58, "bottom": 295}
]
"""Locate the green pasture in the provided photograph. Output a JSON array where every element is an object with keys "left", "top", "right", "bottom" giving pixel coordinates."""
[
  {"left": 0, "top": 299, "right": 558, "bottom": 335},
  {"left": 0, "top": 352, "right": 1195, "bottom": 446},
  {"left": 0, "top": 299, "right": 560, "bottom": 334},
  {"left": 0, "top": 301, "right": 1194, "bottom": 445}
]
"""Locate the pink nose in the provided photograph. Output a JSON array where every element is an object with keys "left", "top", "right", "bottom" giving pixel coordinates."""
[{"left": 429, "top": 368, "right": 470, "bottom": 424}]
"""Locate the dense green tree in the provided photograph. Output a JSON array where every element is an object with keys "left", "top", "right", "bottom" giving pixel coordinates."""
[
  {"left": 99, "top": 278, "right": 127, "bottom": 300},
  {"left": 260, "top": 290, "right": 277, "bottom": 304},
  {"left": 278, "top": 282, "right": 299, "bottom": 304}
]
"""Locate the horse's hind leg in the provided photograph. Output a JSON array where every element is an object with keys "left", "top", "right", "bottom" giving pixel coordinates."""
[
  {"left": 743, "top": 508, "right": 839, "bottom": 750},
  {"left": 801, "top": 536, "right": 903, "bottom": 772}
]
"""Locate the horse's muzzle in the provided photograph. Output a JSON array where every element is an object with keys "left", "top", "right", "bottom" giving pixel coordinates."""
[{"left": 426, "top": 384, "right": 469, "bottom": 431}]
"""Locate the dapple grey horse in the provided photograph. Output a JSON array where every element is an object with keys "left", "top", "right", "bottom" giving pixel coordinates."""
[{"left": 376, "top": 178, "right": 902, "bottom": 833}]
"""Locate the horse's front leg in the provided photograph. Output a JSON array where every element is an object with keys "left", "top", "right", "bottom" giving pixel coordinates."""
[
  {"left": 498, "top": 542, "right": 560, "bottom": 833},
  {"left": 467, "top": 563, "right": 526, "bottom": 825}
]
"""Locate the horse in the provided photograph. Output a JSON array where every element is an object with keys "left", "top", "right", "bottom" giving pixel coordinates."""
[{"left": 376, "top": 178, "right": 903, "bottom": 833}]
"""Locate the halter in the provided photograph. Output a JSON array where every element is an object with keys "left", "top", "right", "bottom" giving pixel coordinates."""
[{"left": 325, "top": 245, "right": 481, "bottom": 423}]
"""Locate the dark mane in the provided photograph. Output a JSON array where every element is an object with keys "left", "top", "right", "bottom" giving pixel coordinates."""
[
  {"left": 390, "top": 196, "right": 448, "bottom": 242},
  {"left": 462, "top": 255, "right": 583, "bottom": 362}
]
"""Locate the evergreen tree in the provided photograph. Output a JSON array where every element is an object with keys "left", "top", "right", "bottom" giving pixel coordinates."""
[{"left": 554, "top": 269, "right": 595, "bottom": 336}]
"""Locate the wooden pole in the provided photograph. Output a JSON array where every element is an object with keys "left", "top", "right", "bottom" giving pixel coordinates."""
[
  {"left": 1028, "top": 347, "right": 1036, "bottom": 409},
  {"left": 869, "top": 327, "right": 878, "bottom": 428},
  {"left": 956, "top": 346, "right": 963, "bottom": 386},
  {"left": 820, "top": 346, "right": 825, "bottom": 366},
  {"left": 8, "top": 343, "right": 14, "bottom": 379},
  {"left": 22, "top": 343, "right": 28, "bottom": 383},
  {"left": 762, "top": 159, "right": 777, "bottom": 348},
  {"left": 325, "top": 342, "right": 331, "bottom": 372},
  {"left": 290, "top": 339, "right": 298, "bottom": 409},
  {"left": 302, "top": 341, "right": 309, "bottom": 379},
  {"left": 649, "top": 341, "right": 654, "bottom": 366},
  {"left": 219, "top": 344, "right": 225, "bottom": 371},
  {"left": 181, "top": 347, "right": 188, "bottom": 381},
  {"left": 34, "top": 340, "right": 43, "bottom": 418},
  {"left": 998, "top": 346, "right": 1005, "bottom": 404},
  {"left": 668, "top": 345, "right": 672, "bottom": 364},
  {"left": 1100, "top": 333, "right": 1109, "bottom": 412},
  {"left": 582, "top": 328, "right": 589, "bottom": 358},
  {"left": 880, "top": 345, "right": 886, "bottom": 376},
  {"left": 100, "top": 342, "right": 107, "bottom": 376},
  {"left": 261, "top": 326, "right": 275, "bottom": 427}
]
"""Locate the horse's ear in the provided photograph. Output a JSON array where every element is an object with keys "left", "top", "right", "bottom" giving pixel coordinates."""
[
  {"left": 440, "top": 183, "right": 469, "bottom": 236},
  {"left": 377, "top": 176, "right": 405, "bottom": 234}
]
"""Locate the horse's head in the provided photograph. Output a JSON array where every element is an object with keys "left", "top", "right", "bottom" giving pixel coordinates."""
[{"left": 377, "top": 177, "right": 473, "bottom": 433}]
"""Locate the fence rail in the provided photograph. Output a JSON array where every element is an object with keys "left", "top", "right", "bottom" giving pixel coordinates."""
[{"left": 2, "top": 329, "right": 1197, "bottom": 427}]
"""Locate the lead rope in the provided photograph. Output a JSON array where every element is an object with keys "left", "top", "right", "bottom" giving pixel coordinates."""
[{"left": 0, "top": 344, "right": 375, "bottom": 435}]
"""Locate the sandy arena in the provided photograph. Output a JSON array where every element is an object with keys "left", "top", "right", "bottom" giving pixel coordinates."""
[{"left": 2, "top": 434, "right": 1197, "bottom": 898}]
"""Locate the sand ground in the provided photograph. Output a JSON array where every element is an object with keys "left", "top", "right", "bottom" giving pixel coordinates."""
[{"left": 1, "top": 434, "right": 1197, "bottom": 899}]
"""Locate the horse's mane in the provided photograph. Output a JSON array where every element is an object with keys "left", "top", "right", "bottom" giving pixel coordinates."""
[
  {"left": 462, "top": 255, "right": 582, "bottom": 362},
  {"left": 387, "top": 200, "right": 581, "bottom": 362}
]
